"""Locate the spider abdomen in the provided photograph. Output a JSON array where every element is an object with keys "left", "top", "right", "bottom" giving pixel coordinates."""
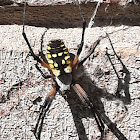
[{"left": 46, "top": 40, "right": 72, "bottom": 77}]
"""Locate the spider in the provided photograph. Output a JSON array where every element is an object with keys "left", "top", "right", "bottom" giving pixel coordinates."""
[{"left": 22, "top": 1, "right": 127, "bottom": 140}]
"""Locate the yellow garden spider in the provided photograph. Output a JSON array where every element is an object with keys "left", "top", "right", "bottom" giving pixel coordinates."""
[{"left": 22, "top": 1, "right": 127, "bottom": 140}]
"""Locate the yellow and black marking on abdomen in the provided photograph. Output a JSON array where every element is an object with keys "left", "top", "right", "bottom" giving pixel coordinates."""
[{"left": 46, "top": 40, "right": 72, "bottom": 76}]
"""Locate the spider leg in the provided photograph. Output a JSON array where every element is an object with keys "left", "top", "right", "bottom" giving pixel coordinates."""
[
  {"left": 78, "top": 37, "right": 102, "bottom": 67},
  {"left": 77, "top": 18, "right": 86, "bottom": 56},
  {"left": 72, "top": 1, "right": 86, "bottom": 67},
  {"left": 72, "top": 84, "right": 105, "bottom": 135},
  {"left": 72, "top": 84, "right": 128, "bottom": 140},
  {"left": 33, "top": 86, "right": 57, "bottom": 140},
  {"left": 106, "top": 33, "right": 130, "bottom": 103},
  {"left": 22, "top": 2, "right": 40, "bottom": 62},
  {"left": 39, "top": 29, "right": 48, "bottom": 64},
  {"left": 40, "top": 29, "right": 47, "bottom": 52},
  {"left": 22, "top": 2, "right": 51, "bottom": 73},
  {"left": 35, "top": 63, "right": 51, "bottom": 79}
]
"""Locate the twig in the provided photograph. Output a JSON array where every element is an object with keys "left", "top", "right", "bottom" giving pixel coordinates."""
[{"left": 88, "top": 1, "right": 101, "bottom": 28}]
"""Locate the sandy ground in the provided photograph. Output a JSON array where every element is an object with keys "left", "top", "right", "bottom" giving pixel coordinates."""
[{"left": 0, "top": 25, "right": 140, "bottom": 140}]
